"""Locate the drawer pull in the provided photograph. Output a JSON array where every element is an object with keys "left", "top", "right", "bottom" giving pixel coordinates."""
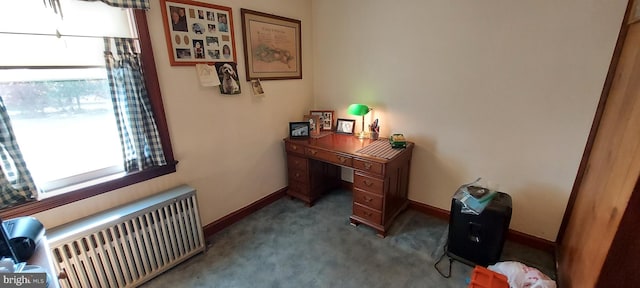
[
  {"left": 291, "top": 145, "right": 298, "bottom": 151},
  {"left": 337, "top": 156, "right": 347, "bottom": 163},
  {"left": 363, "top": 211, "right": 373, "bottom": 217},
  {"left": 364, "top": 163, "right": 372, "bottom": 170},
  {"left": 295, "top": 172, "right": 300, "bottom": 178},
  {"left": 363, "top": 180, "right": 374, "bottom": 187},
  {"left": 362, "top": 196, "right": 373, "bottom": 203},
  {"left": 308, "top": 149, "right": 318, "bottom": 155}
]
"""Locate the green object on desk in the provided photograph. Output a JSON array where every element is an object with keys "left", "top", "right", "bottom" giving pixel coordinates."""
[
  {"left": 347, "top": 104, "right": 372, "bottom": 139},
  {"left": 389, "top": 134, "right": 406, "bottom": 148}
]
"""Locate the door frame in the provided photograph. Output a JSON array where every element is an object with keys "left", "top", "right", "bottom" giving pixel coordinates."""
[{"left": 555, "top": 0, "right": 634, "bottom": 245}]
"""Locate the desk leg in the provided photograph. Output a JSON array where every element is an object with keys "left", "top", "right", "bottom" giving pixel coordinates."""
[{"left": 349, "top": 218, "right": 387, "bottom": 238}]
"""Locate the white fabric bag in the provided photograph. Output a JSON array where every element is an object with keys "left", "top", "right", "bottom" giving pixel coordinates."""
[{"left": 488, "top": 261, "right": 556, "bottom": 288}]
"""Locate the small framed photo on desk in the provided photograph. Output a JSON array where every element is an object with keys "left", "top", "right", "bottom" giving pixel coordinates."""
[
  {"left": 303, "top": 115, "right": 321, "bottom": 136},
  {"left": 289, "top": 122, "right": 310, "bottom": 138},
  {"left": 310, "top": 110, "right": 334, "bottom": 131},
  {"left": 335, "top": 118, "right": 355, "bottom": 134}
]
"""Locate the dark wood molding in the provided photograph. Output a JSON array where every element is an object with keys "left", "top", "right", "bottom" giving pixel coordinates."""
[
  {"left": 408, "top": 200, "right": 556, "bottom": 253},
  {"left": 203, "top": 187, "right": 288, "bottom": 239},
  {"left": 135, "top": 10, "right": 175, "bottom": 163},
  {"left": 506, "top": 229, "right": 556, "bottom": 254},
  {"left": 200, "top": 186, "right": 556, "bottom": 252},
  {"left": 0, "top": 163, "right": 177, "bottom": 219},
  {"left": 596, "top": 174, "right": 640, "bottom": 286},
  {"left": 408, "top": 200, "right": 449, "bottom": 221},
  {"left": 200, "top": 186, "right": 556, "bottom": 253},
  {"left": 555, "top": 1, "right": 632, "bottom": 245}
]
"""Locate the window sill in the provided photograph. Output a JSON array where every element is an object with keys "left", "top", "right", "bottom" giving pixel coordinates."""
[
  {"left": 0, "top": 161, "right": 177, "bottom": 219},
  {"left": 39, "top": 170, "right": 127, "bottom": 199}
]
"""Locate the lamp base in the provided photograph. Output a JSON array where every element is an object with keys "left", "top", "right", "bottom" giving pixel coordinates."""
[{"left": 355, "top": 131, "right": 379, "bottom": 140}]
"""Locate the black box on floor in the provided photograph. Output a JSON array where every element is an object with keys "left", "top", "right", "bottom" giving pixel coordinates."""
[{"left": 447, "top": 192, "right": 512, "bottom": 267}]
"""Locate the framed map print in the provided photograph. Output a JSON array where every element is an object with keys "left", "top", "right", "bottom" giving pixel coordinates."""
[
  {"left": 240, "top": 9, "right": 302, "bottom": 80},
  {"left": 160, "top": 0, "right": 237, "bottom": 66}
]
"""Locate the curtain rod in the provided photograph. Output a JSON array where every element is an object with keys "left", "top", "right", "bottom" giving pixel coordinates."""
[
  {"left": 0, "top": 30, "right": 138, "bottom": 40},
  {"left": 0, "top": 66, "right": 105, "bottom": 70}
]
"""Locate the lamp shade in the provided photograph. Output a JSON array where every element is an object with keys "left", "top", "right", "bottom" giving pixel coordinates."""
[{"left": 347, "top": 104, "right": 370, "bottom": 116}]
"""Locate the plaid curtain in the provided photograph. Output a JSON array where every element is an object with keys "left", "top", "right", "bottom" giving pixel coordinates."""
[
  {"left": 104, "top": 38, "right": 166, "bottom": 172},
  {"left": 0, "top": 98, "right": 37, "bottom": 209},
  {"left": 44, "top": 0, "right": 149, "bottom": 18},
  {"left": 81, "top": 0, "right": 150, "bottom": 10}
]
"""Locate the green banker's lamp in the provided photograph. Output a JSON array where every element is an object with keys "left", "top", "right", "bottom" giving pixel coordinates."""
[{"left": 347, "top": 104, "right": 371, "bottom": 139}]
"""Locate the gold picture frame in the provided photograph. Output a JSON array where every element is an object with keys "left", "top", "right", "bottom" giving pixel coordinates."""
[
  {"left": 240, "top": 9, "right": 302, "bottom": 80},
  {"left": 160, "top": 0, "right": 237, "bottom": 66}
]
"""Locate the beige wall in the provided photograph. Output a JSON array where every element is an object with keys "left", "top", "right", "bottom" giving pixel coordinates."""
[
  {"left": 34, "top": 0, "right": 313, "bottom": 229},
  {"left": 33, "top": 0, "right": 628, "bottom": 242},
  {"left": 312, "top": 0, "right": 627, "bottom": 240}
]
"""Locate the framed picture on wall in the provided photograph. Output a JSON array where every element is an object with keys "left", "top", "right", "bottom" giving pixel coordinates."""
[
  {"left": 241, "top": 9, "right": 302, "bottom": 80},
  {"left": 160, "top": 0, "right": 237, "bottom": 66},
  {"left": 310, "top": 110, "right": 334, "bottom": 131},
  {"left": 214, "top": 62, "right": 241, "bottom": 94}
]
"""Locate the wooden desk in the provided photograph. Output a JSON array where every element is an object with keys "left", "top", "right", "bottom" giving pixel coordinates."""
[{"left": 284, "top": 133, "right": 414, "bottom": 237}]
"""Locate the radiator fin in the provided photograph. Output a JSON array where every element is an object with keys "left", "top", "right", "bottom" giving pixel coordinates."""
[{"left": 48, "top": 185, "right": 205, "bottom": 288}]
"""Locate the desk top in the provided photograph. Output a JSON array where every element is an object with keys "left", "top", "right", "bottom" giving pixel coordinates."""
[{"left": 284, "top": 133, "right": 413, "bottom": 162}]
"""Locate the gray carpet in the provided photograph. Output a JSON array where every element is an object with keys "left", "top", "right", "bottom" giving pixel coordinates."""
[{"left": 142, "top": 189, "right": 555, "bottom": 288}]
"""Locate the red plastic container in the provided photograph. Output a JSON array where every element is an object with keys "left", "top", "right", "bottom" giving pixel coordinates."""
[{"left": 468, "top": 265, "right": 509, "bottom": 288}]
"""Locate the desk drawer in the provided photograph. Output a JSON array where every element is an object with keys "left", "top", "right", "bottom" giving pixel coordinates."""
[
  {"left": 288, "top": 168, "right": 309, "bottom": 183},
  {"left": 288, "top": 180, "right": 309, "bottom": 196},
  {"left": 305, "top": 148, "right": 352, "bottom": 167},
  {"left": 353, "top": 188, "right": 383, "bottom": 211},
  {"left": 353, "top": 203, "right": 382, "bottom": 225},
  {"left": 287, "top": 155, "right": 308, "bottom": 171},
  {"left": 354, "top": 173, "right": 384, "bottom": 195},
  {"left": 285, "top": 142, "right": 305, "bottom": 154},
  {"left": 353, "top": 159, "right": 383, "bottom": 175}
]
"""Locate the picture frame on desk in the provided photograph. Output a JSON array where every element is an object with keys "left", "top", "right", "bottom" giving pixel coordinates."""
[
  {"left": 289, "top": 122, "right": 310, "bottom": 138},
  {"left": 310, "top": 110, "right": 334, "bottom": 131},
  {"left": 303, "top": 115, "right": 321, "bottom": 135},
  {"left": 335, "top": 118, "right": 355, "bottom": 134}
]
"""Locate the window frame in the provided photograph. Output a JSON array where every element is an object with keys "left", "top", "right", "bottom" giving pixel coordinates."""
[{"left": 0, "top": 10, "right": 177, "bottom": 219}]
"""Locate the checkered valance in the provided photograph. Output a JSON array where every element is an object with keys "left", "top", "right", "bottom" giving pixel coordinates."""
[
  {"left": 82, "top": 0, "right": 150, "bottom": 10},
  {"left": 44, "top": 0, "right": 149, "bottom": 18}
]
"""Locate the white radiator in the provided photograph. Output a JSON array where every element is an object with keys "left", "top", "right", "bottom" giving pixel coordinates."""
[{"left": 47, "top": 185, "right": 206, "bottom": 288}]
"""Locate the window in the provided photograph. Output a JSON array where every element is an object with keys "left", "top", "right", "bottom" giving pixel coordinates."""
[
  {"left": 0, "top": 69, "right": 124, "bottom": 193},
  {"left": 0, "top": 1, "right": 176, "bottom": 217}
]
